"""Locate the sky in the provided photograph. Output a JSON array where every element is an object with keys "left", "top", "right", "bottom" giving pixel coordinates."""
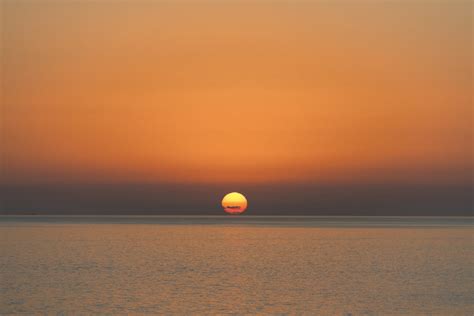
[{"left": 1, "top": 0, "right": 472, "bottom": 215}]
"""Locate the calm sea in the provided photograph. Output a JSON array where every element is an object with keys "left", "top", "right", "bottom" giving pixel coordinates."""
[{"left": 1, "top": 216, "right": 473, "bottom": 315}]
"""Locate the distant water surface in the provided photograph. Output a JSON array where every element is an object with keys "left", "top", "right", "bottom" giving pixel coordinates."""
[
  {"left": 0, "top": 215, "right": 472, "bottom": 226},
  {"left": 1, "top": 216, "right": 473, "bottom": 314}
]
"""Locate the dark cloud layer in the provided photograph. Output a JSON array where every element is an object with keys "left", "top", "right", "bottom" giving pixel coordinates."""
[{"left": 1, "top": 182, "right": 471, "bottom": 216}]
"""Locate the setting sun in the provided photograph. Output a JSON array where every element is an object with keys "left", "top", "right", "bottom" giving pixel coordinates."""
[{"left": 222, "top": 192, "right": 248, "bottom": 215}]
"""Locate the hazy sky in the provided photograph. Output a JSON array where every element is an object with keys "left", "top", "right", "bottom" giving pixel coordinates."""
[{"left": 1, "top": 0, "right": 472, "bottom": 214}]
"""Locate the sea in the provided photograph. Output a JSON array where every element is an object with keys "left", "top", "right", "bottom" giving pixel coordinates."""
[{"left": 1, "top": 216, "right": 473, "bottom": 315}]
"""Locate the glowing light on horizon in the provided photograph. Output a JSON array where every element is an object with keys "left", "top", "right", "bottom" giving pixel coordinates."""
[{"left": 222, "top": 192, "right": 248, "bottom": 215}]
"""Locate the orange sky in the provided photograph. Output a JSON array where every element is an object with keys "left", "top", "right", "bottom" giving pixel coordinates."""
[{"left": 2, "top": 1, "right": 472, "bottom": 185}]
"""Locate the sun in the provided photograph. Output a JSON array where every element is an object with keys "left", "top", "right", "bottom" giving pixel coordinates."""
[{"left": 222, "top": 192, "right": 248, "bottom": 215}]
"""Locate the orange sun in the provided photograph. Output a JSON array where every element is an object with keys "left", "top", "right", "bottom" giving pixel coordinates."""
[{"left": 222, "top": 192, "right": 248, "bottom": 215}]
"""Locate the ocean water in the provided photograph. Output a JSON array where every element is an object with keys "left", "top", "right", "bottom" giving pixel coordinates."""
[{"left": 0, "top": 216, "right": 473, "bottom": 315}]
